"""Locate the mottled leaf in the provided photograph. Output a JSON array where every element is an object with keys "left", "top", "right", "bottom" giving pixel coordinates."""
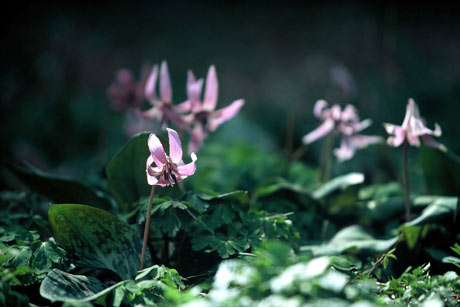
[
  {"left": 7, "top": 163, "right": 112, "bottom": 211},
  {"left": 49, "top": 204, "right": 151, "bottom": 279},
  {"left": 40, "top": 269, "right": 124, "bottom": 303},
  {"left": 106, "top": 132, "right": 151, "bottom": 212}
]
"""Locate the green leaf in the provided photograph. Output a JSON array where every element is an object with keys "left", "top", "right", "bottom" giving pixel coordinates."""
[
  {"left": 404, "top": 196, "right": 458, "bottom": 227},
  {"left": 32, "top": 239, "right": 66, "bottom": 271},
  {"left": 7, "top": 163, "right": 112, "bottom": 211},
  {"left": 40, "top": 269, "right": 124, "bottom": 302},
  {"left": 48, "top": 204, "right": 151, "bottom": 279},
  {"left": 300, "top": 225, "right": 398, "bottom": 256},
  {"left": 312, "top": 173, "right": 364, "bottom": 200},
  {"left": 106, "top": 133, "right": 151, "bottom": 212}
]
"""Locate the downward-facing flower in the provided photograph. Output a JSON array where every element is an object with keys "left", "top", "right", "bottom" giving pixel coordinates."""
[
  {"left": 182, "top": 65, "right": 245, "bottom": 153},
  {"left": 142, "top": 61, "right": 189, "bottom": 129},
  {"left": 302, "top": 100, "right": 382, "bottom": 161},
  {"left": 146, "top": 128, "right": 197, "bottom": 187},
  {"left": 384, "top": 98, "right": 446, "bottom": 152},
  {"left": 107, "top": 66, "right": 150, "bottom": 112}
]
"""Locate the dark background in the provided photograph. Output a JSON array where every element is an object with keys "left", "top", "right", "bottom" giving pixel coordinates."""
[{"left": 2, "top": 1, "right": 459, "bottom": 190}]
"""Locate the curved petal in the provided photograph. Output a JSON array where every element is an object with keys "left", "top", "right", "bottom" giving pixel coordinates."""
[
  {"left": 385, "top": 125, "right": 406, "bottom": 147},
  {"left": 175, "top": 100, "right": 193, "bottom": 113},
  {"left": 334, "top": 136, "right": 354, "bottom": 162},
  {"left": 148, "top": 133, "right": 167, "bottom": 166},
  {"left": 302, "top": 119, "right": 334, "bottom": 145},
  {"left": 177, "top": 152, "right": 197, "bottom": 177},
  {"left": 187, "top": 70, "right": 204, "bottom": 106},
  {"left": 208, "top": 99, "right": 244, "bottom": 132},
  {"left": 341, "top": 104, "right": 359, "bottom": 123},
  {"left": 160, "top": 61, "right": 172, "bottom": 103},
  {"left": 167, "top": 128, "right": 183, "bottom": 163},
  {"left": 313, "top": 100, "right": 328, "bottom": 118},
  {"left": 144, "top": 64, "right": 159, "bottom": 102},
  {"left": 421, "top": 135, "right": 447, "bottom": 152},
  {"left": 203, "top": 65, "right": 218, "bottom": 111}
]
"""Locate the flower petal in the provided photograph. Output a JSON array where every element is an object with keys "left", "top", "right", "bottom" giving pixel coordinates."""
[
  {"left": 421, "top": 135, "right": 447, "bottom": 152},
  {"left": 167, "top": 128, "right": 183, "bottom": 164},
  {"left": 341, "top": 104, "right": 359, "bottom": 123},
  {"left": 144, "top": 64, "right": 159, "bottom": 102},
  {"left": 177, "top": 152, "right": 197, "bottom": 177},
  {"left": 334, "top": 136, "right": 354, "bottom": 162},
  {"left": 203, "top": 65, "right": 218, "bottom": 111},
  {"left": 313, "top": 100, "right": 328, "bottom": 118},
  {"left": 302, "top": 119, "right": 335, "bottom": 145},
  {"left": 160, "top": 61, "right": 172, "bottom": 103},
  {"left": 187, "top": 70, "right": 204, "bottom": 105},
  {"left": 148, "top": 133, "right": 167, "bottom": 166},
  {"left": 208, "top": 99, "right": 245, "bottom": 132}
]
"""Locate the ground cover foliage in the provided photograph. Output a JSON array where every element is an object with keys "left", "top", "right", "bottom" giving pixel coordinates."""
[{"left": 1, "top": 127, "right": 459, "bottom": 306}]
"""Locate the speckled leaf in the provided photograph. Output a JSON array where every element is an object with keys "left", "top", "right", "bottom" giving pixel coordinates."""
[
  {"left": 106, "top": 132, "right": 151, "bottom": 212},
  {"left": 48, "top": 204, "right": 151, "bottom": 280},
  {"left": 7, "top": 163, "right": 112, "bottom": 211},
  {"left": 40, "top": 269, "right": 124, "bottom": 303}
]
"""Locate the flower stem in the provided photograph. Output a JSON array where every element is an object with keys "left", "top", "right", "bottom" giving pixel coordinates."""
[
  {"left": 140, "top": 185, "right": 156, "bottom": 270},
  {"left": 402, "top": 142, "right": 411, "bottom": 222},
  {"left": 319, "top": 132, "right": 334, "bottom": 183}
]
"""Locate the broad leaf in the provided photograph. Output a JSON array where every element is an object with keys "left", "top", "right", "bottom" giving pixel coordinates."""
[
  {"left": 7, "top": 163, "right": 112, "bottom": 211},
  {"left": 49, "top": 204, "right": 151, "bottom": 279},
  {"left": 300, "top": 225, "right": 398, "bottom": 256},
  {"left": 312, "top": 173, "right": 364, "bottom": 200},
  {"left": 40, "top": 269, "right": 124, "bottom": 303},
  {"left": 106, "top": 133, "right": 151, "bottom": 212},
  {"left": 404, "top": 196, "right": 458, "bottom": 227}
]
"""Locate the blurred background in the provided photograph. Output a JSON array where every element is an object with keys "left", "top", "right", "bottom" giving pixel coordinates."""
[{"left": 2, "top": 1, "right": 459, "bottom": 194}]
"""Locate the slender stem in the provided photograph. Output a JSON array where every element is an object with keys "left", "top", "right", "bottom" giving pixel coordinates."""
[
  {"left": 289, "top": 144, "right": 308, "bottom": 162},
  {"left": 319, "top": 132, "right": 335, "bottom": 183},
  {"left": 140, "top": 185, "right": 156, "bottom": 270},
  {"left": 402, "top": 142, "right": 411, "bottom": 222}
]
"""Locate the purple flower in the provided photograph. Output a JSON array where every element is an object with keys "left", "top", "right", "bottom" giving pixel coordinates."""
[
  {"left": 181, "top": 65, "right": 245, "bottom": 153},
  {"left": 146, "top": 128, "right": 197, "bottom": 187},
  {"left": 384, "top": 98, "right": 446, "bottom": 152},
  {"left": 302, "top": 100, "right": 382, "bottom": 161},
  {"left": 142, "top": 61, "right": 189, "bottom": 129},
  {"left": 107, "top": 66, "right": 150, "bottom": 112}
]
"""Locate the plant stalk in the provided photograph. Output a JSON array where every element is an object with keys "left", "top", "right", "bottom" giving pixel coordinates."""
[
  {"left": 402, "top": 142, "right": 411, "bottom": 222},
  {"left": 140, "top": 185, "right": 156, "bottom": 270}
]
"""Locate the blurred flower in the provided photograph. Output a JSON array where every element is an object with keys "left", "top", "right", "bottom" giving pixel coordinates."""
[
  {"left": 182, "top": 65, "right": 245, "bottom": 153},
  {"left": 107, "top": 66, "right": 150, "bottom": 112},
  {"left": 123, "top": 109, "right": 158, "bottom": 137},
  {"left": 384, "top": 98, "right": 446, "bottom": 152},
  {"left": 302, "top": 100, "right": 382, "bottom": 161},
  {"left": 142, "top": 61, "right": 189, "bottom": 129},
  {"left": 146, "top": 128, "right": 197, "bottom": 187}
]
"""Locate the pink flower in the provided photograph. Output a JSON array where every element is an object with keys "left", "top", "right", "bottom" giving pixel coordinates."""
[
  {"left": 384, "top": 98, "right": 446, "bottom": 152},
  {"left": 181, "top": 65, "right": 245, "bottom": 153},
  {"left": 146, "top": 128, "right": 197, "bottom": 187},
  {"left": 107, "top": 66, "right": 150, "bottom": 113},
  {"left": 123, "top": 109, "right": 158, "bottom": 137},
  {"left": 302, "top": 100, "right": 382, "bottom": 161},
  {"left": 142, "top": 61, "right": 189, "bottom": 129}
]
